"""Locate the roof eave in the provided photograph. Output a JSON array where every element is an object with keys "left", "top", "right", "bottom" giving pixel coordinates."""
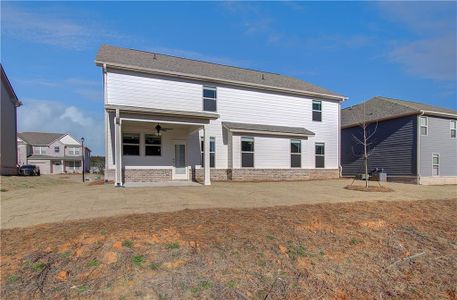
[
  {"left": 341, "top": 111, "right": 419, "bottom": 129},
  {"left": 420, "top": 110, "right": 457, "bottom": 119},
  {"left": 96, "top": 60, "right": 348, "bottom": 101}
]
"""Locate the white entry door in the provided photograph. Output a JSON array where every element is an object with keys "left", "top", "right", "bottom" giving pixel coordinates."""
[{"left": 172, "top": 143, "right": 188, "bottom": 180}]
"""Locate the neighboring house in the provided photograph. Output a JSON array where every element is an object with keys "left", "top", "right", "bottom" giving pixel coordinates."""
[
  {"left": 96, "top": 45, "right": 346, "bottom": 186},
  {"left": 17, "top": 132, "right": 91, "bottom": 174},
  {"left": 1, "top": 64, "right": 22, "bottom": 175},
  {"left": 341, "top": 96, "right": 457, "bottom": 185}
]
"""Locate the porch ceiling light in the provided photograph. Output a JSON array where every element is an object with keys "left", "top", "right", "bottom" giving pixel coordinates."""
[{"left": 155, "top": 124, "right": 162, "bottom": 136}]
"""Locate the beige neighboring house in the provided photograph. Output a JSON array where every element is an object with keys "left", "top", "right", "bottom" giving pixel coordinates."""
[
  {"left": 1, "top": 64, "right": 22, "bottom": 175},
  {"left": 17, "top": 132, "right": 91, "bottom": 174}
]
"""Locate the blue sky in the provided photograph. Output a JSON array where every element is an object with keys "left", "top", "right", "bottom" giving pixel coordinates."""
[{"left": 1, "top": 1, "right": 456, "bottom": 155}]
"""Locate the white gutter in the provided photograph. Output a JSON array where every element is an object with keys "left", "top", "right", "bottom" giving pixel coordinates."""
[
  {"left": 417, "top": 111, "right": 425, "bottom": 184},
  {"left": 224, "top": 128, "right": 314, "bottom": 138},
  {"left": 420, "top": 110, "right": 457, "bottom": 118},
  {"left": 96, "top": 61, "right": 348, "bottom": 102}
]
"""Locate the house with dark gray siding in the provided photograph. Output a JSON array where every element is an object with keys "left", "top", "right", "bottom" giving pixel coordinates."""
[
  {"left": 1, "top": 65, "right": 22, "bottom": 175},
  {"left": 341, "top": 96, "right": 457, "bottom": 185}
]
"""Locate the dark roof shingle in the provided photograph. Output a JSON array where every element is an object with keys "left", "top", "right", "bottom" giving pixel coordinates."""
[
  {"left": 18, "top": 132, "right": 65, "bottom": 145},
  {"left": 222, "top": 121, "right": 315, "bottom": 137},
  {"left": 96, "top": 45, "right": 345, "bottom": 99},
  {"left": 342, "top": 96, "right": 457, "bottom": 128}
]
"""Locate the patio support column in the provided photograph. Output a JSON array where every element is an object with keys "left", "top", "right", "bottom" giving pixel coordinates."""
[
  {"left": 203, "top": 125, "right": 211, "bottom": 186},
  {"left": 114, "top": 109, "right": 123, "bottom": 187}
]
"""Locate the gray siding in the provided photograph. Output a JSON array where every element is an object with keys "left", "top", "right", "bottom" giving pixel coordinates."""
[
  {"left": 341, "top": 115, "right": 417, "bottom": 178},
  {"left": 419, "top": 116, "right": 457, "bottom": 177},
  {"left": 0, "top": 79, "right": 18, "bottom": 174}
]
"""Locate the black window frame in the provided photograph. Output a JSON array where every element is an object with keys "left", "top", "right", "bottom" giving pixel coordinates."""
[
  {"left": 144, "top": 134, "right": 161, "bottom": 156},
  {"left": 312, "top": 100, "right": 322, "bottom": 122},
  {"left": 315, "top": 142, "right": 325, "bottom": 168},
  {"left": 241, "top": 137, "right": 254, "bottom": 168},
  {"left": 290, "top": 139, "right": 301, "bottom": 168},
  {"left": 200, "top": 136, "right": 216, "bottom": 168},
  {"left": 122, "top": 133, "right": 140, "bottom": 156},
  {"left": 203, "top": 86, "right": 217, "bottom": 112}
]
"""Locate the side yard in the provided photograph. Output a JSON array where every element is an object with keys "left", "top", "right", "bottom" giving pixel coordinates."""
[{"left": 1, "top": 199, "right": 456, "bottom": 299}]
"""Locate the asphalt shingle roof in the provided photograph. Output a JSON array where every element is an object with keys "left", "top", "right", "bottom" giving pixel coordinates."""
[
  {"left": 222, "top": 121, "right": 315, "bottom": 136},
  {"left": 342, "top": 96, "right": 457, "bottom": 128},
  {"left": 18, "top": 132, "right": 65, "bottom": 146},
  {"left": 96, "top": 45, "right": 345, "bottom": 99}
]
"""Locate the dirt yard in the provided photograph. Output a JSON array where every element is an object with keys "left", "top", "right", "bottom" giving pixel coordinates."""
[
  {"left": 1, "top": 198, "right": 456, "bottom": 299},
  {"left": 1, "top": 175, "right": 456, "bottom": 229}
]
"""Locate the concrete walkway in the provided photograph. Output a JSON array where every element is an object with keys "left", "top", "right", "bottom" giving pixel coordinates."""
[{"left": 1, "top": 177, "right": 456, "bottom": 229}]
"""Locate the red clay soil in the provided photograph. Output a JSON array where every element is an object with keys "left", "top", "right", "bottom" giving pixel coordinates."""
[{"left": 1, "top": 199, "right": 456, "bottom": 299}]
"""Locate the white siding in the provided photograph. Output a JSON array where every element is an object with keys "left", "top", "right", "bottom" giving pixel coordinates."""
[
  {"left": 107, "top": 69, "right": 202, "bottom": 111},
  {"left": 60, "top": 134, "right": 80, "bottom": 145},
  {"left": 105, "top": 69, "right": 340, "bottom": 170}
]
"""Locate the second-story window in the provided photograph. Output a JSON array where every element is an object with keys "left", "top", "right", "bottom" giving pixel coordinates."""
[
  {"left": 312, "top": 100, "right": 322, "bottom": 122},
  {"left": 69, "top": 147, "right": 80, "bottom": 156},
  {"left": 451, "top": 120, "right": 456, "bottom": 138},
  {"left": 37, "top": 146, "right": 47, "bottom": 155},
  {"left": 54, "top": 146, "right": 60, "bottom": 153},
  {"left": 420, "top": 116, "right": 428, "bottom": 135},
  {"left": 203, "top": 86, "right": 217, "bottom": 112}
]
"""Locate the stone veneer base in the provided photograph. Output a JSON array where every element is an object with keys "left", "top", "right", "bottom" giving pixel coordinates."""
[{"left": 107, "top": 168, "right": 339, "bottom": 183}]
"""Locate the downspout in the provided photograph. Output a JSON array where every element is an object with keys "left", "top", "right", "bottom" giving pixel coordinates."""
[
  {"left": 417, "top": 111, "right": 424, "bottom": 184},
  {"left": 338, "top": 98, "right": 346, "bottom": 177},
  {"left": 103, "top": 64, "right": 109, "bottom": 180}
]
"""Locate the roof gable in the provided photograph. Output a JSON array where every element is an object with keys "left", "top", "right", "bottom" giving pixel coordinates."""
[
  {"left": 96, "top": 45, "right": 345, "bottom": 100},
  {"left": 17, "top": 132, "right": 65, "bottom": 146},
  {"left": 59, "top": 134, "right": 80, "bottom": 145},
  {"left": 342, "top": 96, "right": 457, "bottom": 128}
]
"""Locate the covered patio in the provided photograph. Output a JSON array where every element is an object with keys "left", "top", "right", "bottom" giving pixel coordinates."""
[{"left": 105, "top": 104, "right": 219, "bottom": 186}]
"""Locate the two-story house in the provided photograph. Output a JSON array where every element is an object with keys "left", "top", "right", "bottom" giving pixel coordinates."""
[
  {"left": 17, "top": 132, "right": 91, "bottom": 174},
  {"left": 96, "top": 45, "right": 347, "bottom": 186},
  {"left": 341, "top": 96, "right": 457, "bottom": 185},
  {"left": 1, "top": 65, "right": 22, "bottom": 175}
]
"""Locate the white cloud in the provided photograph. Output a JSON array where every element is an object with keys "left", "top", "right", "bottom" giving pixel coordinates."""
[
  {"left": 389, "top": 35, "right": 457, "bottom": 81},
  {"left": 18, "top": 99, "right": 104, "bottom": 154},
  {"left": 377, "top": 2, "right": 457, "bottom": 82},
  {"left": 2, "top": 5, "right": 126, "bottom": 50}
]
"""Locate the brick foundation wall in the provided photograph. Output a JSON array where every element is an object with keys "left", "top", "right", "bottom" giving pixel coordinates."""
[
  {"left": 124, "top": 169, "right": 172, "bottom": 182},
  {"left": 193, "top": 168, "right": 229, "bottom": 182},
  {"left": 105, "top": 169, "right": 115, "bottom": 181},
  {"left": 194, "top": 168, "right": 339, "bottom": 182}
]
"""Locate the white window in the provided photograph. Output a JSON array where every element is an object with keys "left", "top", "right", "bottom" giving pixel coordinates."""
[
  {"left": 312, "top": 100, "right": 322, "bottom": 122},
  {"left": 241, "top": 137, "right": 254, "bottom": 168},
  {"left": 451, "top": 120, "right": 456, "bottom": 138},
  {"left": 203, "top": 86, "right": 217, "bottom": 112},
  {"left": 291, "top": 140, "right": 301, "bottom": 168},
  {"left": 122, "top": 133, "right": 140, "bottom": 156},
  {"left": 69, "top": 147, "right": 81, "bottom": 156},
  {"left": 315, "top": 143, "right": 325, "bottom": 168},
  {"left": 200, "top": 137, "right": 215, "bottom": 168},
  {"left": 36, "top": 146, "right": 47, "bottom": 155},
  {"left": 420, "top": 116, "right": 428, "bottom": 135},
  {"left": 432, "top": 153, "right": 440, "bottom": 176},
  {"left": 145, "top": 134, "right": 161, "bottom": 156}
]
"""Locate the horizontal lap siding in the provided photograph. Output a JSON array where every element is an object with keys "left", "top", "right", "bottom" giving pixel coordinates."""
[
  {"left": 341, "top": 116, "right": 417, "bottom": 177},
  {"left": 107, "top": 69, "right": 202, "bottom": 111},
  {"left": 106, "top": 70, "right": 340, "bottom": 170},
  {"left": 420, "top": 116, "right": 457, "bottom": 177}
]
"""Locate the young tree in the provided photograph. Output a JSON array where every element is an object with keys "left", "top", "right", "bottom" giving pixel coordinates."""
[{"left": 348, "top": 102, "right": 378, "bottom": 188}]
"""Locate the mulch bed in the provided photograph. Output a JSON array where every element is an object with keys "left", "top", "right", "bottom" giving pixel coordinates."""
[
  {"left": 1, "top": 199, "right": 456, "bottom": 299},
  {"left": 345, "top": 184, "right": 394, "bottom": 192}
]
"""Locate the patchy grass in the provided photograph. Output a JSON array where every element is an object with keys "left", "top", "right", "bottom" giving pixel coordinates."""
[
  {"left": 122, "top": 240, "right": 133, "bottom": 248},
  {"left": 132, "top": 255, "right": 145, "bottom": 267},
  {"left": 1, "top": 199, "right": 456, "bottom": 299},
  {"left": 165, "top": 242, "right": 180, "bottom": 250},
  {"left": 87, "top": 259, "right": 100, "bottom": 268}
]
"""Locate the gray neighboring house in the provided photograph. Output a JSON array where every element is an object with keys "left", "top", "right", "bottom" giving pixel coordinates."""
[
  {"left": 341, "top": 96, "right": 457, "bottom": 185},
  {"left": 17, "top": 132, "right": 91, "bottom": 174},
  {"left": 1, "top": 64, "right": 22, "bottom": 175}
]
